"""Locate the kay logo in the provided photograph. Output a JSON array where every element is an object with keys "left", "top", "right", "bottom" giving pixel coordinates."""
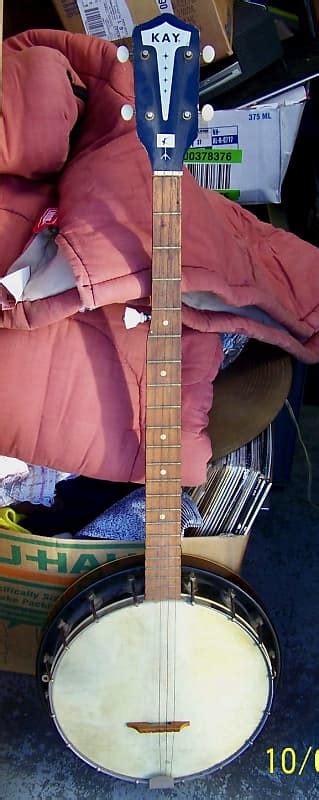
[
  {"left": 142, "top": 21, "right": 191, "bottom": 122},
  {"left": 151, "top": 31, "right": 181, "bottom": 42}
]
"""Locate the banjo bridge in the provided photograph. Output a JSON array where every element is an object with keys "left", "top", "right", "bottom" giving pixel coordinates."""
[{"left": 126, "top": 721, "right": 190, "bottom": 734}]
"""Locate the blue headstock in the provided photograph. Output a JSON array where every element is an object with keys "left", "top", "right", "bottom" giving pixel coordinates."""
[{"left": 132, "top": 14, "right": 200, "bottom": 172}]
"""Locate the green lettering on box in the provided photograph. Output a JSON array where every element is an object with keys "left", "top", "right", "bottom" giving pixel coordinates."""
[
  {"left": 70, "top": 554, "right": 101, "bottom": 574},
  {"left": 0, "top": 545, "right": 21, "bottom": 566},
  {"left": 26, "top": 550, "right": 68, "bottom": 573}
]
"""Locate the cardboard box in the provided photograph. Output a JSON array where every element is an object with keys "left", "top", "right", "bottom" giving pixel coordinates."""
[
  {"left": 185, "top": 85, "right": 306, "bottom": 204},
  {"left": 0, "top": 527, "right": 249, "bottom": 674},
  {"left": 52, "top": 0, "right": 233, "bottom": 61}
]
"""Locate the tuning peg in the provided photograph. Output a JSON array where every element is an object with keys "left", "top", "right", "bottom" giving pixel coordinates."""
[
  {"left": 121, "top": 104, "right": 134, "bottom": 122},
  {"left": 201, "top": 104, "right": 215, "bottom": 122},
  {"left": 117, "top": 45, "right": 130, "bottom": 63},
  {"left": 202, "top": 45, "right": 215, "bottom": 65}
]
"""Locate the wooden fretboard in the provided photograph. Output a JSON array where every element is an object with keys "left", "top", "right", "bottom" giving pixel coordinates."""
[{"left": 145, "top": 174, "right": 182, "bottom": 602}]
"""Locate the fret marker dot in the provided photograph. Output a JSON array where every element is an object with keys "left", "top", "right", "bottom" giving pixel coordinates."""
[
  {"left": 160, "top": 514, "right": 166, "bottom": 520},
  {"left": 160, "top": 469, "right": 167, "bottom": 475},
  {"left": 160, "top": 370, "right": 167, "bottom": 377},
  {"left": 160, "top": 434, "right": 166, "bottom": 440},
  {"left": 162, "top": 320, "right": 169, "bottom": 326}
]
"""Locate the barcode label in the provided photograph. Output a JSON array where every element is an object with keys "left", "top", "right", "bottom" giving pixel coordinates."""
[
  {"left": 77, "top": 0, "right": 134, "bottom": 40},
  {"left": 187, "top": 163, "right": 232, "bottom": 191},
  {"left": 61, "top": 0, "right": 78, "bottom": 16},
  {"left": 83, "top": 6, "right": 105, "bottom": 36}
]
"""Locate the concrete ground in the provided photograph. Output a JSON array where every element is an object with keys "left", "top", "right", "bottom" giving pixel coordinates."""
[{"left": 0, "top": 405, "right": 319, "bottom": 800}]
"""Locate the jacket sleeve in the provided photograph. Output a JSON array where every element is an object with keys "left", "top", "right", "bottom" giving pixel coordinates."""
[{"left": 0, "top": 43, "right": 85, "bottom": 179}]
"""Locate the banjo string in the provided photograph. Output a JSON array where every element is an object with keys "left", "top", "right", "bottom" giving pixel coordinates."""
[
  {"left": 170, "top": 589, "right": 178, "bottom": 775},
  {"left": 158, "top": 593, "right": 163, "bottom": 774}
]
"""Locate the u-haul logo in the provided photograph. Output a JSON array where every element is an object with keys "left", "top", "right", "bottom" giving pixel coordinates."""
[{"left": 0, "top": 543, "right": 142, "bottom": 575}]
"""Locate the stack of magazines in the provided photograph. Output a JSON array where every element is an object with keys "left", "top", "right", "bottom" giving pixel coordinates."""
[{"left": 186, "top": 426, "right": 272, "bottom": 537}]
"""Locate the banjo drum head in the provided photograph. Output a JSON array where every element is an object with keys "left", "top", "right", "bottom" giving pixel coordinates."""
[{"left": 38, "top": 559, "right": 280, "bottom": 784}]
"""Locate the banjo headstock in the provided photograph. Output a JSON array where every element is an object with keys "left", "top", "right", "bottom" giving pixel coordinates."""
[{"left": 132, "top": 14, "right": 200, "bottom": 173}]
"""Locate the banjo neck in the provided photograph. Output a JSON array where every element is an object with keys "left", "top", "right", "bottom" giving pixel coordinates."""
[
  {"left": 145, "top": 173, "right": 182, "bottom": 602},
  {"left": 131, "top": 13, "right": 200, "bottom": 602}
]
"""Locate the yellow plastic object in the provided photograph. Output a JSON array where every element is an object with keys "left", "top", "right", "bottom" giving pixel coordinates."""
[{"left": 0, "top": 507, "right": 31, "bottom": 534}]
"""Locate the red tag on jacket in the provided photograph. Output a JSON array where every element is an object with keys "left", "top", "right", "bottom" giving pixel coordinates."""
[{"left": 33, "top": 208, "right": 59, "bottom": 233}]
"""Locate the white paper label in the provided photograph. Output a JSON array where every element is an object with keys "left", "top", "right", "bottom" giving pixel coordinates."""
[
  {"left": 76, "top": 0, "right": 134, "bottom": 40},
  {"left": 156, "top": 0, "right": 174, "bottom": 12},
  {"left": 76, "top": 0, "right": 174, "bottom": 40}
]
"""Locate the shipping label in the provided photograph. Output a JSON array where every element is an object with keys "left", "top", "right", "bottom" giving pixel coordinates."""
[{"left": 76, "top": 0, "right": 173, "bottom": 40}]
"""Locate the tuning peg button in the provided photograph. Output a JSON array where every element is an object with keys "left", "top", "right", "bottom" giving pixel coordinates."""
[
  {"left": 202, "top": 45, "right": 215, "bottom": 64},
  {"left": 121, "top": 104, "right": 134, "bottom": 122},
  {"left": 117, "top": 45, "right": 130, "bottom": 63},
  {"left": 201, "top": 104, "right": 215, "bottom": 122}
]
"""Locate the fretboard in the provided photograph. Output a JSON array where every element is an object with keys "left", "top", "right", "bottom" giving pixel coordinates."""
[{"left": 145, "top": 174, "right": 182, "bottom": 602}]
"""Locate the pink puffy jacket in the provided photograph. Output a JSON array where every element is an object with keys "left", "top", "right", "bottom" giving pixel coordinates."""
[{"left": 0, "top": 29, "right": 318, "bottom": 485}]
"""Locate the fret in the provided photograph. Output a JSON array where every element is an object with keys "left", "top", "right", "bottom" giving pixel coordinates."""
[
  {"left": 147, "top": 453, "right": 181, "bottom": 466},
  {"left": 146, "top": 461, "right": 181, "bottom": 465},
  {"left": 145, "top": 575, "right": 181, "bottom": 583},
  {"left": 148, "top": 360, "right": 180, "bottom": 363},
  {"left": 146, "top": 460, "right": 181, "bottom": 467},
  {"left": 153, "top": 211, "right": 180, "bottom": 215},
  {"left": 147, "top": 404, "right": 180, "bottom": 408},
  {"left": 146, "top": 542, "right": 181, "bottom": 550},
  {"left": 144, "top": 575, "right": 181, "bottom": 582},
  {"left": 146, "top": 547, "right": 180, "bottom": 554},
  {"left": 148, "top": 384, "right": 181, "bottom": 387},
  {"left": 146, "top": 522, "right": 181, "bottom": 528},
  {"left": 147, "top": 445, "right": 181, "bottom": 449},
  {"left": 147, "top": 480, "right": 181, "bottom": 485},
  {"left": 147, "top": 378, "right": 180, "bottom": 387},
  {"left": 145, "top": 580, "right": 181, "bottom": 589},
  {"left": 146, "top": 565, "right": 180, "bottom": 573},
  {"left": 148, "top": 334, "right": 180, "bottom": 338},
  {"left": 146, "top": 494, "right": 181, "bottom": 501},
  {"left": 152, "top": 277, "right": 180, "bottom": 281},
  {"left": 146, "top": 486, "right": 181, "bottom": 500},
  {"left": 145, "top": 546, "right": 180, "bottom": 557},
  {"left": 145, "top": 523, "right": 180, "bottom": 529},
  {"left": 145, "top": 560, "right": 180, "bottom": 567},
  {"left": 153, "top": 171, "right": 183, "bottom": 176},
  {"left": 146, "top": 538, "right": 180, "bottom": 544}
]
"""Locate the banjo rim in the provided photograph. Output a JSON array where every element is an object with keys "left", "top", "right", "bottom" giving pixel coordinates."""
[{"left": 37, "top": 555, "right": 281, "bottom": 784}]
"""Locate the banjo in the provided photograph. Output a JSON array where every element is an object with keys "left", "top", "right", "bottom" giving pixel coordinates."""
[{"left": 37, "top": 14, "right": 280, "bottom": 786}]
